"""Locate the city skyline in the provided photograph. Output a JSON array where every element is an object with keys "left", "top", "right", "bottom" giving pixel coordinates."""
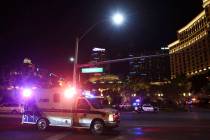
[{"left": 0, "top": 0, "right": 203, "bottom": 77}]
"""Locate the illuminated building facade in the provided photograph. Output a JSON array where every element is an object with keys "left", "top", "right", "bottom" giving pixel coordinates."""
[
  {"left": 129, "top": 49, "right": 170, "bottom": 82},
  {"left": 129, "top": 54, "right": 141, "bottom": 77},
  {"left": 168, "top": 0, "right": 210, "bottom": 79},
  {"left": 90, "top": 47, "right": 109, "bottom": 73},
  {"left": 91, "top": 47, "right": 107, "bottom": 63}
]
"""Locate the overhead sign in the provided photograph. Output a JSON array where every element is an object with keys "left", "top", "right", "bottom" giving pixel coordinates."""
[{"left": 81, "top": 67, "right": 103, "bottom": 73}]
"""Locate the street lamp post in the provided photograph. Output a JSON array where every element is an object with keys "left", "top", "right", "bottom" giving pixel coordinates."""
[
  {"left": 72, "top": 12, "right": 125, "bottom": 88},
  {"left": 69, "top": 57, "right": 74, "bottom": 62},
  {"left": 73, "top": 37, "right": 79, "bottom": 88}
]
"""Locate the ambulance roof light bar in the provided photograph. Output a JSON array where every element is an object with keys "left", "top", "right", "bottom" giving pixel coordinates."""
[{"left": 22, "top": 88, "right": 32, "bottom": 98}]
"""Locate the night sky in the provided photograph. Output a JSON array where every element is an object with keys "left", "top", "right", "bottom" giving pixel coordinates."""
[{"left": 0, "top": 0, "right": 203, "bottom": 78}]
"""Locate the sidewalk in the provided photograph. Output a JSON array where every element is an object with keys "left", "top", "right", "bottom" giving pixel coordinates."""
[{"left": 190, "top": 107, "right": 210, "bottom": 112}]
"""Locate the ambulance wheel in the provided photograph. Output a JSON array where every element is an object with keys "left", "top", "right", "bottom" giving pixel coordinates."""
[
  {"left": 37, "top": 118, "right": 48, "bottom": 131},
  {"left": 91, "top": 120, "right": 104, "bottom": 135}
]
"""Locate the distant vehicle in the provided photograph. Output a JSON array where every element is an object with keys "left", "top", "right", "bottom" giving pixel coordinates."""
[
  {"left": 134, "top": 104, "right": 159, "bottom": 113},
  {"left": 0, "top": 103, "right": 24, "bottom": 114}
]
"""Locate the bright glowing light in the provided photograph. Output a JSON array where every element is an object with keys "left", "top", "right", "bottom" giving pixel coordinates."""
[
  {"left": 59, "top": 82, "right": 63, "bottom": 86},
  {"left": 133, "top": 103, "right": 137, "bottom": 106},
  {"left": 23, "top": 88, "right": 32, "bottom": 97},
  {"left": 132, "top": 128, "right": 144, "bottom": 136},
  {"left": 83, "top": 90, "right": 94, "bottom": 98},
  {"left": 132, "top": 94, "right": 136, "bottom": 97},
  {"left": 69, "top": 57, "right": 74, "bottom": 62},
  {"left": 64, "top": 87, "right": 76, "bottom": 98},
  {"left": 136, "top": 99, "right": 140, "bottom": 102},
  {"left": 23, "top": 58, "right": 32, "bottom": 64},
  {"left": 112, "top": 12, "right": 124, "bottom": 25},
  {"left": 92, "top": 48, "right": 106, "bottom": 52},
  {"left": 108, "top": 114, "right": 114, "bottom": 122},
  {"left": 192, "top": 98, "right": 196, "bottom": 101}
]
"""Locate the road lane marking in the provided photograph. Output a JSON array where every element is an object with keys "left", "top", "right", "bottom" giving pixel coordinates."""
[
  {"left": 109, "top": 136, "right": 125, "bottom": 140},
  {"left": 45, "top": 133, "right": 69, "bottom": 140}
]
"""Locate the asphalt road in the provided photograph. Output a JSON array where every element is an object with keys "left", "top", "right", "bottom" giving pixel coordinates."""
[{"left": 0, "top": 111, "right": 210, "bottom": 140}]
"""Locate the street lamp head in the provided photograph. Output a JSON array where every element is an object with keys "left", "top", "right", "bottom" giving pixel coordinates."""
[
  {"left": 112, "top": 12, "right": 125, "bottom": 25},
  {"left": 70, "top": 57, "right": 74, "bottom": 62}
]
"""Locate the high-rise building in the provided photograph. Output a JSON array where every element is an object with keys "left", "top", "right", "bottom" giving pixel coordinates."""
[
  {"left": 168, "top": 0, "right": 210, "bottom": 79},
  {"left": 129, "top": 49, "right": 170, "bottom": 82},
  {"left": 90, "top": 47, "right": 109, "bottom": 73},
  {"left": 91, "top": 47, "right": 107, "bottom": 62},
  {"left": 128, "top": 54, "right": 141, "bottom": 77}
]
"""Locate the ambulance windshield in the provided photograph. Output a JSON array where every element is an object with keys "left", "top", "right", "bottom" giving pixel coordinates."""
[{"left": 88, "top": 98, "right": 105, "bottom": 109}]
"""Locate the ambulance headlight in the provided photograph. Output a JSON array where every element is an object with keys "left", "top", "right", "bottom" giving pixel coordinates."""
[
  {"left": 108, "top": 114, "right": 114, "bottom": 122},
  {"left": 23, "top": 88, "right": 32, "bottom": 98},
  {"left": 64, "top": 87, "right": 76, "bottom": 98}
]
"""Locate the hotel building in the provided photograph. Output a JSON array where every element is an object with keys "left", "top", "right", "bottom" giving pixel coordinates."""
[{"left": 168, "top": 0, "right": 210, "bottom": 79}]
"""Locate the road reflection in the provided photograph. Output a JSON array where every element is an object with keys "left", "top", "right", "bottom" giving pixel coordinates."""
[{"left": 128, "top": 127, "right": 144, "bottom": 136}]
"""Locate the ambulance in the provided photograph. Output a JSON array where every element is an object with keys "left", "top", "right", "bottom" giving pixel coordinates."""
[{"left": 21, "top": 87, "right": 120, "bottom": 134}]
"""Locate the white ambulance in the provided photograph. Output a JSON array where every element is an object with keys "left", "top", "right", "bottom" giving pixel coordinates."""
[{"left": 21, "top": 87, "right": 120, "bottom": 134}]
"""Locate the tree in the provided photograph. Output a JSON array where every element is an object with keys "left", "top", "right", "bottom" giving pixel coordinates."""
[
  {"left": 191, "top": 74, "right": 209, "bottom": 93},
  {"left": 161, "top": 74, "right": 191, "bottom": 99}
]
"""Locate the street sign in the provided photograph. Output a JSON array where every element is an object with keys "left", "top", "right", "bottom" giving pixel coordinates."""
[{"left": 81, "top": 67, "right": 103, "bottom": 73}]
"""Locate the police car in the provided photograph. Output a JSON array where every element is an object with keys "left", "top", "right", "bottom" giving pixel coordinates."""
[{"left": 134, "top": 104, "right": 159, "bottom": 113}]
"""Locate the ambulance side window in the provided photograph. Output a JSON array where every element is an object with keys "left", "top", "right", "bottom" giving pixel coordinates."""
[
  {"left": 53, "top": 93, "right": 60, "bottom": 103},
  {"left": 77, "top": 99, "right": 90, "bottom": 110}
]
